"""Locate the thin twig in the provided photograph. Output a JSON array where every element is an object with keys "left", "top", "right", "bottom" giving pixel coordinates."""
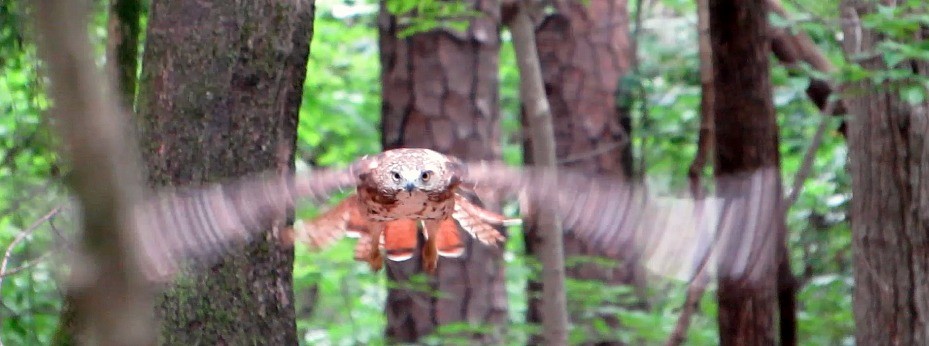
[
  {"left": 557, "top": 138, "right": 630, "bottom": 165},
  {"left": 0, "top": 205, "right": 63, "bottom": 346},
  {"left": 785, "top": 96, "right": 838, "bottom": 207},
  {"left": 0, "top": 252, "right": 52, "bottom": 279},
  {"left": 0, "top": 206, "right": 62, "bottom": 285},
  {"left": 670, "top": 0, "right": 713, "bottom": 341},
  {"left": 664, "top": 270, "right": 710, "bottom": 346}
]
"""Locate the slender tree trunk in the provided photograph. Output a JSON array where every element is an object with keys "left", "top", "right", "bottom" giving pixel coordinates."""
[
  {"left": 709, "top": 0, "right": 783, "bottom": 344},
  {"left": 667, "top": 0, "right": 714, "bottom": 343},
  {"left": 378, "top": 1, "right": 507, "bottom": 343},
  {"left": 34, "top": 0, "right": 154, "bottom": 344},
  {"left": 522, "top": 0, "right": 636, "bottom": 344},
  {"left": 52, "top": 1, "right": 145, "bottom": 343},
  {"left": 841, "top": 1, "right": 929, "bottom": 344},
  {"left": 135, "top": 0, "right": 314, "bottom": 343},
  {"left": 106, "top": 0, "right": 142, "bottom": 107},
  {"left": 505, "top": 0, "right": 572, "bottom": 343}
]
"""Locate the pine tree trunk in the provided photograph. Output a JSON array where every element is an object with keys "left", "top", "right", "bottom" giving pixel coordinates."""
[
  {"left": 841, "top": 1, "right": 929, "bottom": 344},
  {"left": 522, "top": 0, "right": 636, "bottom": 344},
  {"left": 134, "top": 0, "right": 314, "bottom": 343},
  {"left": 709, "top": 0, "right": 782, "bottom": 344},
  {"left": 378, "top": 1, "right": 507, "bottom": 343}
]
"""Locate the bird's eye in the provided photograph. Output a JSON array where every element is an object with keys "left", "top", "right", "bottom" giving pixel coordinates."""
[
  {"left": 421, "top": 171, "right": 432, "bottom": 181},
  {"left": 392, "top": 172, "right": 401, "bottom": 181}
]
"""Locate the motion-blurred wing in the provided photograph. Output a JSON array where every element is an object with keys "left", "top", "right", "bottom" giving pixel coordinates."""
[
  {"left": 456, "top": 161, "right": 781, "bottom": 284},
  {"left": 451, "top": 194, "right": 516, "bottom": 246},
  {"left": 132, "top": 162, "right": 365, "bottom": 281},
  {"left": 291, "top": 193, "right": 367, "bottom": 250}
]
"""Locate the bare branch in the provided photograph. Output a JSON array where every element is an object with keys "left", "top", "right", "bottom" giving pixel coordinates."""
[
  {"left": 0, "top": 206, "right": 62, "bottom": 290},
  {"left": 768, "top": 0, "right": 848, "bottom": 135},
  {"left": 664, "top": 272, "right": 710, "bottom": 346},
  {"left": 785, "top": 96, "right": 839, "bottom": 207},
  {"left": 557, "top": 139, "right": 629, "bottom": 165},
  {"left": 668, "top": 0, "right": 714, "bottom": 342}
]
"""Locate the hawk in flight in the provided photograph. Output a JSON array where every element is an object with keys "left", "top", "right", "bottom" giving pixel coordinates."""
[
  {"left": 133, "top": 148, "right": 781, "bottom": 284},
  {"left": 289, "top": 148, "right": 519, "bottom": 273}
]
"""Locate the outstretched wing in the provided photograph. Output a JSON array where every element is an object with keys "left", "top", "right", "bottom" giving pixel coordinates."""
[
  {"left": 130, "top": 153, "right": 779, "bottom": 285},
  {"left": 453, "top": 161, "right": 781, "bottom": 284},
  {"left": 132, "top": 159, "right": 368, "bottom": 280}
]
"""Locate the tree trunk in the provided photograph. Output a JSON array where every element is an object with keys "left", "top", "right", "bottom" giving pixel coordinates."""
[
  {"left": 35, "top": 0, "right": 154, "bottom": 343},
  {"left": 378, "top": 1, "right": 507, "bottom": 343},
  {"left": 709, "top": 0, "right": 783, "bottom": 344},
  {"left": 135, "top": 0, "right": 314, "bottom": 343},
  {"left": 522, "top": 0, "right": 636, "bottom": 344},
  {"left": 53, "top": 1, "right": 145, "bottom": 343},
  {"left": 106, "top": 0, "right": 142, "bottom": 107},
  {"left": 841, "top": 1, "right": 929, "bottom": 344}
]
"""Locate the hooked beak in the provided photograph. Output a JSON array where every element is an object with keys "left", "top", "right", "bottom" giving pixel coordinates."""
[{"left": 403, "top": 182, "right": 415, "bottom": 192}]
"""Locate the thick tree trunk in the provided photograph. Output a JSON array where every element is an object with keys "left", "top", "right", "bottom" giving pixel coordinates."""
[
  {"left": 135, "top": 0, "right": 314, "bottom": 343},
  {"left": 709, "top": 0, "right": 783, "bottom": 344},
  {"left": 378, "top": 1, "right": 507, "bottom": 343},
  {"left": 522, "top": 0, "right": 635, "bottom": 344},
  {"left": 841, "top": 1, "right": 929, "bottom": 344}
]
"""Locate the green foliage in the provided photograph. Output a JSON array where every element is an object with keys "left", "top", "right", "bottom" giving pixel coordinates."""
[
  {"left": 0, "top": 2, "right": 70, "bottom": 343},
  {"left": 5, "top": 0, "right": 927, "bottom": 344},
  {"left": 297, "top": 0, "right": 382, "bottom": 166},
  {"left": 383, "top": 0, "right": 479, "bottom": 37},
  {"left": 835, "top": 1, "right": 929, "bottom": 104}
]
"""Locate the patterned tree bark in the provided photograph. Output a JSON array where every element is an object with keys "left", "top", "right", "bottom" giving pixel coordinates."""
[
  {"left": 378, "top": 1, "right": 507, "bottom": 343},
  {"left": 522, "top": 0, "right": 635, "bottom": 344},
  {"left": 135, "top": 0, "right": 314, "bottom": 343},
  {"left": 841, "top": 1, "right": 929, "bottom": 344}
]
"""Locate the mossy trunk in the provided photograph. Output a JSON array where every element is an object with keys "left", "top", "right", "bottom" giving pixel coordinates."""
[{"left": 134, "top": 0, "right": 315, "bottom": 343}]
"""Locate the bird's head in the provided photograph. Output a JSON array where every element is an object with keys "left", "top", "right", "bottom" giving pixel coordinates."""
[
  {"left": 371, "top": 148, "right": 451, "bottom": 195},
  {"left": 389, "top": 167, "right": 436, "bottom": 193}
]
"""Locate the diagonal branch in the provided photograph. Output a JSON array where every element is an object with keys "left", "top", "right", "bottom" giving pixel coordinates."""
[{"left": 768, "top": 0, "right": 847, "bottom": 136}]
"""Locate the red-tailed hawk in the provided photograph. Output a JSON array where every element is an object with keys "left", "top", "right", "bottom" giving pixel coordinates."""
[
  {"left": 289, "top": 148, "right": 518, "bottom": 273},
  {"left": 134, "top": 148, "right": 780, "bottom": 284}
]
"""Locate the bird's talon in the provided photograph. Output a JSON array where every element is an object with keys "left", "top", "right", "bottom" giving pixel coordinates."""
[
  {"left": 368, "top": 249, "right": 383, "bottom": 272},
  {"left": 422, "top": 246, "right": 438, "bottom": 274}
]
